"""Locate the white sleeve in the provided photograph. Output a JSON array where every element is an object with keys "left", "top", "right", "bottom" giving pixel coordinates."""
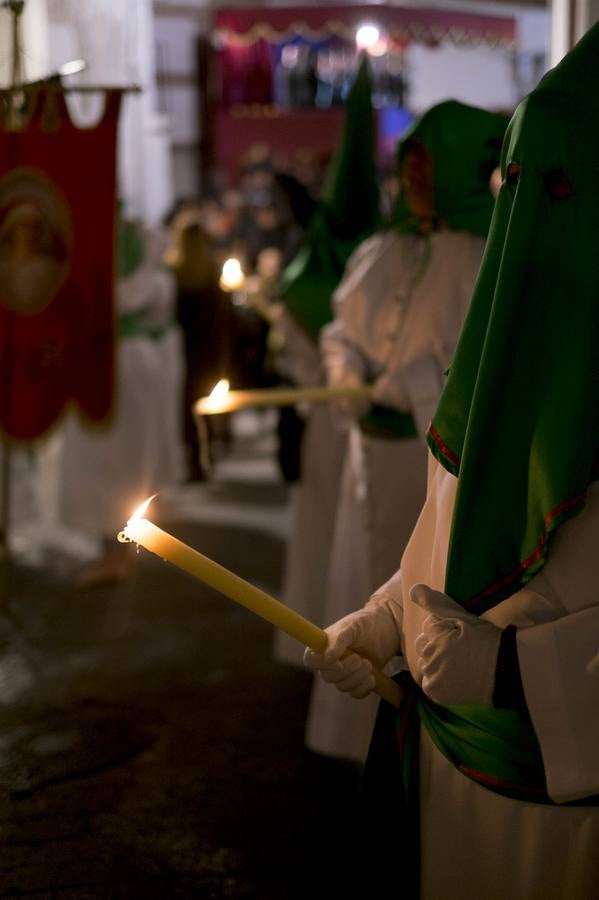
[
  {"left": 373, "top": 353, "right": 445, "bottom": 437},
  {"left": 401, "top": 355, "right": 445, "bottom": 437},
  {"left": 320, "top": 318, "right": 367, "bottom": 387},
  {"left": 276, "top": 308, "right": 323, "bottom": 387},
  {"left": 504, "top": 481, "right": 599, "bottom": 802},
  {"left": 518, "top": 606, "right": 599, "bottom": 803}
]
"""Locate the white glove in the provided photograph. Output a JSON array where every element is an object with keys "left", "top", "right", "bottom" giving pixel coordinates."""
[
  {"left": 371, "top": 370, "right": 410, "bottom": 413},
  {"left": 410, "top": 583, "right": 503, "bottom": 706},
  {"left": 303, "top": 601, "right": 402, "bottom": 699}
]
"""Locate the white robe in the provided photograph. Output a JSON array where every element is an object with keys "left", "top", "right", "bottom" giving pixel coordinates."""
[
  {"left": 273, "top": 309, "right": 346, "bottom": 667},
  {"left": 306, "top": 229, "right": 485, "bottom": 763},
  {"left": 375, "top": 454, "right": 599, "bottom": 898}
]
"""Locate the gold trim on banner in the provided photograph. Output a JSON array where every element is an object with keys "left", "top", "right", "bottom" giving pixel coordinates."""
[{"left": 214, "top": 22, "right": 516, "bottom": 49}]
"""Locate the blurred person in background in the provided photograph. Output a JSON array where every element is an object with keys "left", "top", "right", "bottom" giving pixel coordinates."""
[
  {"left": 250, "top": 171, "right": 317, "bottom": 479},
  {"left": 199, "top": 193, "right": 240, "bottom": 266},
  {"left": 289, "top": 147, "right": 326, "bottom": 201},
  {"left": 166, "top": 210, "right": 233, "bottom": 481},
  {"left": 307, "top": 100, "right": 508, "bottom": 764},
  {"left": 217, "top": 148, "right": 321, "bottom": 413},
  {"left": 244, "top": 197, "right": 297, "bottom": 274}
]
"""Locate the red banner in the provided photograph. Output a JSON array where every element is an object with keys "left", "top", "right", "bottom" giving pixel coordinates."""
[{"left": 0, "top": 89, "right": 121, "bottom": 440}]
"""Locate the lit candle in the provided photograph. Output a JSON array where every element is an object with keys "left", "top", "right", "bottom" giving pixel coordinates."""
[
  {"left": 196, "top": 379, "right": 373, "bottom": 415},
  {"left": 219, "top": 257, "right": 245, "bottom": 292},
  {"left": 118, "top": 497, "right": 402, "bottom": 709}
]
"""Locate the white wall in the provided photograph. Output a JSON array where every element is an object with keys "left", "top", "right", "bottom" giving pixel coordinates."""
[
  {"left": 406, "top": 42, "right": 516, "bottom": 113},
  {"left": 402, "top": 4, "right": 549, "bottom": 114}
]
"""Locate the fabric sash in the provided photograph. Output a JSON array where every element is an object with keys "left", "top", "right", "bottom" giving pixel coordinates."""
[
  {"left": 362, "top": 673, "right": 598, "bottom": 898},
  {"left": 358, "top": 404, "right": 417, "bottom": 441},
  {"left": 118, "top": 312, "right": 175, "bottom": 341}
]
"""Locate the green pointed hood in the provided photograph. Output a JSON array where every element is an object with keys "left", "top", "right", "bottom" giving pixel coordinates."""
[
  {"left": 280, "top": 55, "right": 380, "bottom": 339},
  {"left": 393, "top": 100, "right": 508, "bottom": 237},
  {"left": 427, "top": 24, "right": 599, "bottom": 614}
]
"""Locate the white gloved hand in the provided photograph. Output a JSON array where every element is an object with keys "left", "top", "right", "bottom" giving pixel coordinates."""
[
  {"left": 410, "top": 583, "right": 503, "bottom": 706},
  {"left": 304, "top": 602, "right": 402, "bottom": 699},
  {"left": 371, "top": 370, "right": 410, "bottom": 413}
]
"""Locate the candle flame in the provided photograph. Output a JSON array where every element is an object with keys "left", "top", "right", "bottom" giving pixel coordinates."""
[
  {"left": 208, "top": 378, "right": 230, "bottom": 405},
  {"left": 128, "top": 493, "right": 158, "bottom": 524},
  {"left": 220, "top": 257, "right": 245, "bottom": 291}
]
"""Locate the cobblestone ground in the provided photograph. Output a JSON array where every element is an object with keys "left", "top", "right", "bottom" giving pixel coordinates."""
[{"left": 0, "top": 431, "right": 363, "bottom": 899}]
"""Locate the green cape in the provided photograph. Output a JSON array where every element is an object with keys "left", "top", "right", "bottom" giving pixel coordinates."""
[
  {"left": 427, "top": 24, "right": 599, "bottom": 613},
  {"left": 280, "top": 55, "right": 380, "bottom": 340},
  {"left": 392, "top": 99, "right": 509, "bottom": 237}
]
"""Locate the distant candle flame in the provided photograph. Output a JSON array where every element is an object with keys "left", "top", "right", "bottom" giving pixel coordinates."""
[
  {"left": 129, "top": 494, "right": 158, "bottom": 524},
  {"left": 208, "top": 378, "right": 230, "bottom": 407},
  {"left": 220, "top": 258, "right": 245, "bottom": 291}
]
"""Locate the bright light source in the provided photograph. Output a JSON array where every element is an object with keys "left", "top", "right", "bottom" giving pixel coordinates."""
[
  {"left": 208, "top": 378, "right": 230, "bottom": 403},
  {"left": 58, "top": 58, "right": 87, "bottom": 77},
  {"left": 356, "top": 24, "right": 380, "bottom": 50},
  {"left": 220, "top": 258, "right": 245, "bottom": 291},
  {"left": 128, "top": 494, "right": 158, "bottom": 524}
]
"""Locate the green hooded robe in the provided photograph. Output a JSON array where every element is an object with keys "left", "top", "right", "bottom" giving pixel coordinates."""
[
  {"left": 279, "top": 55, "right": 380, "bottom": 340},
  {"left": 392, "top": 99, "right": 508, "bottom": 238},
  {"left": 401, "top": 23, "right": 599, "bottom": 805},
  {"left": 429, "top": 24, "right": 599, "bottom": 615},
  {"left": 358, "top": 100, "right": 508, "bottom": 440},
  {"left": 363, "top": 40, "right": 599, "bottom": 896}
]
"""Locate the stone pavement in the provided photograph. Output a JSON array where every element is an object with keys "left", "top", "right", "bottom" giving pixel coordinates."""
[{"left": 0, "top": 418, "right": 363, "bottom": 899}]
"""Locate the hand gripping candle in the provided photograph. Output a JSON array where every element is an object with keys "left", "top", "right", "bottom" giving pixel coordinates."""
[{"left": 118, "top": 497, "right": 402, "bottom": 708}]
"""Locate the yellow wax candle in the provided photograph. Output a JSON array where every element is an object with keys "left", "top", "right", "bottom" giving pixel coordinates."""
[
  {"left": 195, "top": 381, "right": 373, "bottom": 416},
  {"left": 118, "top": 507, "right": 401, "bottom": 709}
]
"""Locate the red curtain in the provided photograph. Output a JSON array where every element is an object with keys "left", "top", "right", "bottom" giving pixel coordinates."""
[{"left": 0, "top": 89, "right": 121, "bottom": 441}]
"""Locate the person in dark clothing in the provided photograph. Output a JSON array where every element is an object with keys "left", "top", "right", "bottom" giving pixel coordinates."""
[{"left": 166, "top": 214, "right": 233, "bottom": 480}]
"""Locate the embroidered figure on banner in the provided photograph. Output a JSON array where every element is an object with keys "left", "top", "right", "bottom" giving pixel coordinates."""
[{"left": 0, "top": 167, "right": 72, "bottom": 315}]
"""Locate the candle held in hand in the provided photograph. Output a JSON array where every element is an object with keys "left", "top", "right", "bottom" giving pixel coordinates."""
[
  {"left": 196, "top": 381, "right": 373, "bottom": 415},
  {"left": 118, "top": 499, "right": 401, "bottom": 708}
]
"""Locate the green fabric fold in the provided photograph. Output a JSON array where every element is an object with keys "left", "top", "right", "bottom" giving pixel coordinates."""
[
  {"left": 427, "top": 24, "right": 599, "bottom": 614},
  {"left": 361, "top": 38, "right": 599, "bottom": 863},
  {"left": 118, "top": 311, "right": 174, "bottom": 341},
  {"left": 358, "top": 404, "right": 417, "bottom": 440},
  {"left": 392, "top": 100, "right": 509, "bottom": 237},
  {"left": 280, "top": 55, "right": 380, "bottom": 339}
]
